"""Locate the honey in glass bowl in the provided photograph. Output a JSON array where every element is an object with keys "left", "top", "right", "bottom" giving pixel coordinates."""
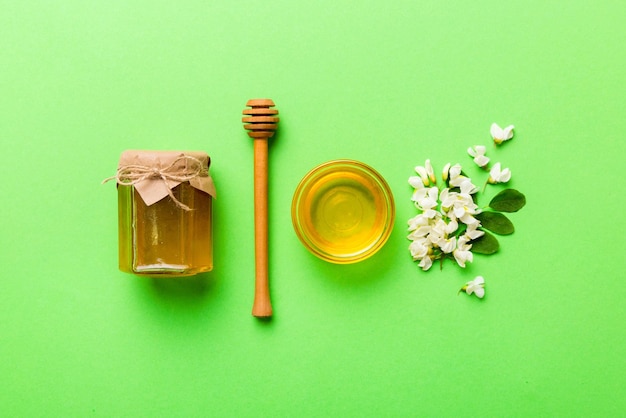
[{"left": 291, "top": 160, "right": 394, "bottom": 264}]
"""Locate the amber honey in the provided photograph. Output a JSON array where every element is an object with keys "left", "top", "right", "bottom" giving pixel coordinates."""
[
  {"left": 292, "top": 160, "right": 394, "bottom": 263},
  {"left": 118, "top": 184, "right": 213, "bottom": 276}
]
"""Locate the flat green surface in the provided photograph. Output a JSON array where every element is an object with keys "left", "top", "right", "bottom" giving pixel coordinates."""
[{"left": 1, "top": 1, "right": 625, "bottom": 416}]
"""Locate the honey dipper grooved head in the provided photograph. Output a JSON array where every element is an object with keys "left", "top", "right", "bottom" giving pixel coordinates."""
[{"left": 243, "top": 99, "right": 279, "bottom": 139}]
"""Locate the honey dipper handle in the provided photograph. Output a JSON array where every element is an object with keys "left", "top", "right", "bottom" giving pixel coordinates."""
[
  {"left": 252, "top": 138, "right": 272, "bottom": 318},
  {"left": 242, "top": 98, "right": 278, "bottom": 319}
]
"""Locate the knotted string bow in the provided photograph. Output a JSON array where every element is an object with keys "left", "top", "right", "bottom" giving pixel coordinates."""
[{"left": 102, "top": 155, "right": 207, "bottom": 210}]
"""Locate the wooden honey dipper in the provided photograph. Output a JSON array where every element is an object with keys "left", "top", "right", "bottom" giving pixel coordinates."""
[{"left": 242, "top": 99, "right": 279, "bottom": 318}]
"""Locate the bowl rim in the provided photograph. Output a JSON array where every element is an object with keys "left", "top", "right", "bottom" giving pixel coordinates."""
[{"left": 291, "top": 159, "right": 395, "bottom": 264}]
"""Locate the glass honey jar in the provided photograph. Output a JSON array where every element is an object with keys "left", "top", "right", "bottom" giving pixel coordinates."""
[{"left": 109, "top": 150, "right": 216, "bottom": 277}]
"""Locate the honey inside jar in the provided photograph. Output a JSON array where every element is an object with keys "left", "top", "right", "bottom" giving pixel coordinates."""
[
  {"left": 292, "top": 160, "right": 394, "bottom": 263},
  {"left": 118, "top": 184, "right": 213, "bottom": 276}
]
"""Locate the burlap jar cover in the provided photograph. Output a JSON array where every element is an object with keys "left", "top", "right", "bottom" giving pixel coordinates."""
[{"left": 105, "top": 150, "right": 216, "bottom": 209}]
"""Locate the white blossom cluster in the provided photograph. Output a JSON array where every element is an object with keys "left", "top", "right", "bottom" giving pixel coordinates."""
[
  {"left": 407, "top": 160, "right": 485, "bottom": 270},
  {"left": 408, "top": 123, "right": 517, "bottom": 299}
]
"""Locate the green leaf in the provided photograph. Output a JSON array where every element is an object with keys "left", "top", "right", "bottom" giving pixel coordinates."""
[
  {"left": 475, "top": 212, "right": 515, "bottom": 235},
  {"left": 489, "top": 189, "right": 526, "bottom": 212},
  {"left": 471, "top": 231, "right": 499, "bottom": 255}
]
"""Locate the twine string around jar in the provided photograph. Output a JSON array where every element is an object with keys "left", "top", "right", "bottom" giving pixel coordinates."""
[{"left": 102, "top": 155, "right": 208, "bottom": 211}]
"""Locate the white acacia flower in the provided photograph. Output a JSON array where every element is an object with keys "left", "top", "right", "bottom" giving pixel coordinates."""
[
  {"left": 445, "top": 218, "right": 459, "bottom": 235},
  {"left": 459, "top": 179, "right": 479, "bottom": 195},
  {"left": 453, "top": 236, "right": 474, "bottom": 267},
  {"left": 442, "top": 163, "right": 451, "bottom": 182},
  {"left": 409, "top": 175, "right": 426, "bottom": 204},
  {"left": 412, "top": 187, "right": 440, "bottom": 219},
  {"left": 488, "top": 162, "right": 512, "bottom": 184},
  {"left": 449, "top": 164, "right": 462, "bottom": 178},
  {"left": 438, "top": 236, "right": 457, "bottom": 254},
  {"left": 413, "top": 186, "right": 439, "bottom": 211},
  {"left": 426, "top": 220, "right": 445, "bottom": 246},
  {"left": 448, "top": 164, "right": 469, "bottom": 187},
  {"left": 425, "top": 159, "right": 436, "bottom": 184},
  {"left": 418, "top": 255, "right": 433, "bottom": 271},
  {"left": 450, "top": 205, "right": 468, "bottom": 222},
  {"left": 408, "top": 175, "right": 425, "bottom": 190},
  {"left": 415, "top": 166, "right": 429, "bottom": 186},
  {"left": 408, "top": 213, "right": 441, "bottom": 233},
  {"left": 460, "top": 213, "right": 480, "bottom": 228},
  {"left": 460, "top": 276, "right": 485, "bottom": 298},
  {"left": 409, "top": 238, "right": 430, "bottom": 260},
  {"left": 467, "top": 145, "right": 490, "bottom": 167},
  {"left": 464, "top": 223, "right": 485, "bottom": 241},
  {"left": 408, "top": 233, "right": 435, "bottom": 271},
  {"left": 408, "top": 225, "right": 431, "bottom": 240},
  {"left": 407, "top": 213, "right": 428, "bottom": 231},
  {"left": 414, "top": 159, "right": 436, "bottom": 186},
  {"left": 491, "top": 123, "right": 514, "bottom": 145}
]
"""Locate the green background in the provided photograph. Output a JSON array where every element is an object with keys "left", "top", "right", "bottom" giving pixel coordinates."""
[{"left": 2, "top": 1, "right": 625, "bottom": 416}]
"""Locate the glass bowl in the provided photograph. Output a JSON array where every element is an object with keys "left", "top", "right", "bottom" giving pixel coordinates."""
[{"left": 291, "top": 159, "right": 395, "bottom": 264}]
